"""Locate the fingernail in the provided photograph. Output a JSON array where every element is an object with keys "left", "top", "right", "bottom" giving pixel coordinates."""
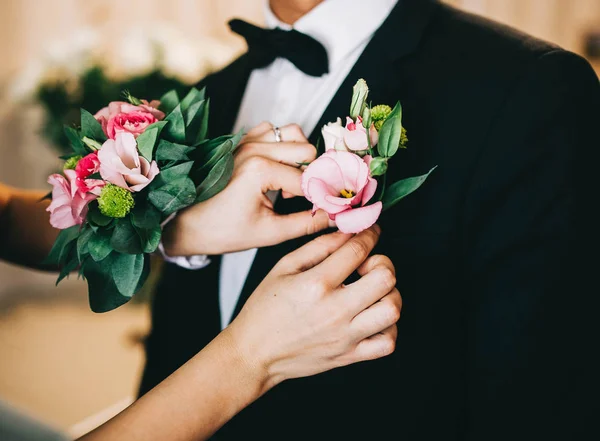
[{"left": 372, "top": 224, "right": 381, "bottom": 234}]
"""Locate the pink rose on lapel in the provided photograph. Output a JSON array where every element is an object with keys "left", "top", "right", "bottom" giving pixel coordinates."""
[
  {"left": 322, "top": 117, "right": 378, "bottom": 152},
  {"left": 94, "top": 100, "right": 165, "bottom": 139},
  {"left": 98, "top": 132, "right": 160, "bottom": 192},
  {"left": 46, "top": 170, "right": 100, "bottom": 229},
  {"left": 301, "top": 150, "right": 382, "bottom": 234}
]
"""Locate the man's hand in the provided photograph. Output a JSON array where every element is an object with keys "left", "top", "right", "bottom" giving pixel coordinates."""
[
  {"left": 162, "top": 122, "right": 331, "bottom": 256},
  {"left": 225, "top": 225, "right": 401, "bottom": 387}
]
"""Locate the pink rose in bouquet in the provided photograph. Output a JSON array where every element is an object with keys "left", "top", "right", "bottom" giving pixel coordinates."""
[
  {"left": 94, "top": 100, "right": 165, "bottom": 139},
  {"left": 301, "top": 150, "right": 382, "bottom": 234},
  {"left": 75, "top": 152, "right": 102, "bottom": 193},
  {"left": 98, "top": 132, "right": 160, "bottom": 192},
  {"left": 46, "top": 169, "right": 102, "bottom": 229}
]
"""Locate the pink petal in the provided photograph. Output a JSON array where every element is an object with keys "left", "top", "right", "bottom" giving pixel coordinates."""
[
  {"left": 361, "top": 177, "right": 378, "bottom": 206},
  {"left": 326, "top": 150, "right": 366, "bottom": 193},
  {"left": 335, "top": 202, "right": 383, "bottom": 234},
  {"left": 114, "top": 132, "right": 140, "bottom": 170},
  {"left": 369, "top": 125, "right": 379, "bottom": 147},
  {"left": 344, "top": 128, "right": 369, "bottom": 151},
  {"left": 49, "top": 205, "right": 78, "bottom": 229},
  {"left": 307, "top": 178, "right": 352, "bottom": 215},
  {"left": 302, "top": 155, "right": 345, "bottom": 200}
]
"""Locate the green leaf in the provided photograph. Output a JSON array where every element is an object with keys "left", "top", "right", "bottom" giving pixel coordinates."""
[
  {"left": 76, "top": 226, "right": 94, "bottom": 262},
  {"left": 195, "top": 98, "right": 210, "bottom": 145},
  {"left": 159, "top": 90, "right": 180, "bottom": 114},
  {"left": 87, "top": 204, "right": 113, "bottom": 227},
  {"left": 377, "top": 101, "right": 402, "bottom": 158},
  {"left": 43, "top": 226, "right": 80, "bottom": 266},
  {"left": 184, "top": 100, "right": 207, "bottom": 144},
  {"left": 155, "top": 139, "right": 195, "bottom": 162},
  {"left": 180, "top": 87, "right": 205, "bottom": 112},
  {"left": 111, "top": 252, "right": 146, "bottom": 297},
  {"left": 38, "top": 191, "right": 52, "bottom": 202},
  {"left": 88, "top": 230, "right": 114, "bottom": 262},
  {"left": 64, "top": 126, "right": 87, "bottom": 155},
  {"left": 154, "top": 161, "right": 194, "bottom": 187},
  {"left": 195, "top": 152, "right": 234, "bottom": 203},
  {"left": 110, "top": 217, "right": 143, "bottom": 254},
  {"left": 382, "top": 166, "right": 437, "bottom": 211},
  {"left": 56, "top": 253, "right": 81, "bottom": 285},
  {"left": 136, "top": 121, "right": 169, "bottom": 161},
  {"left": 131, "top": 204, "right": 162, "bottom": 254},
  {"left": 148, "top": 177, "right": 197, "bottom": 215},
  {"left": 199, "top": 129, "right": 243, "bottom": 173},
  {"left": 80, "top": 109, "right": 107, "bottom": 143},
  {"left": 163, "top": 104, "right": 186, "bottom": 144},
  {"left": 84, "top": 256, "right": 131, "bottom": 313}
]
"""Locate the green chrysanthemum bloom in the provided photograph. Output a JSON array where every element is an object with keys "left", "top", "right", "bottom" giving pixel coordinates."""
[
  {"left": 98, "top": 184, "right": 135, "bottom": 218},
  {"left": 400, "top": 126, "right": 409, "bottom": 148},
  {"left": 63, "top": 155, "right": 83, "bottom": 170},
  {"left": 371, "top": 104, "right": 393, "bottom": 130}
]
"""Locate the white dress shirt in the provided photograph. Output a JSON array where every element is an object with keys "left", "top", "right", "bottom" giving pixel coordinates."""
[{"left": 165, "top": 0, "right": 398, "bottom": 328}]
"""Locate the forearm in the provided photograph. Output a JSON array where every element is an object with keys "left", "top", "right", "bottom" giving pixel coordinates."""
[
  {"left": 0, "top": 183, "right": 58, "bottom": 268},
  {"left": 78, "top": 328, "right": 271, "bottom": 441}
]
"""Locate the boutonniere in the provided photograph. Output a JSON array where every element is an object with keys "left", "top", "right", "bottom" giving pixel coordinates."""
[{"left": 301, "top": 79, "right": 436, "bottom": 233}]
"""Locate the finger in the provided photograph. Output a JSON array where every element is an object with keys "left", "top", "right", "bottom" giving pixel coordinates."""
[
  {"left": 350, "top": 288, "right": 402, "bottom": 337},
  {"left": 240, "top": 121, "right": 273, "bottom": 142},
  {"left": 310, "top": 225, "right": 381, "bottom": 287},
  {"left": 235, "top": 141, "right": 317, "bottom": 168},
  {"left": 281, "top": 190, "right": 295, "bottom": 199},
  {"left": 277, "top": 230, "right": 353, "bottom": 274},
  {"left": 263, "top": 209, "right": 337, "bottom": 252},
  {"left": 352, "top": 324, "right": 398, "bottom": 362},
  {"left": 356, "top": 254, "right": 396, "bottom": 277},
  {"left": 258, "top": 161, "right": 303, "bottom": 195},
  {"left": 337, "top": 264, "right": 397, "bottom": 315},
  {"left": 243, "top": 123, "right": 308, "bottom": 144}
]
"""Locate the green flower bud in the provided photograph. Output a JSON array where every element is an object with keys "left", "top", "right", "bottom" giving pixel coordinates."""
[
  {"left": 98, "top": 184, "right": 135, "bottom": 218},
  {"left": 350, "top": 79, "right": 369, "bottom": 120},
  {"left": 63, "top": 155, "right": 83, "bottom": 170},
  {"left": 122, "top": 90, "right": 142, "bottom": 106},
  {"left": 369, "top": 157, "right": 388, "bottom": 177},
  {"left": 82, "top": 136, "right": 103, "bottom": 151},
  {"left": 362, "top": 106, "right": 372, "bottom": 132}
]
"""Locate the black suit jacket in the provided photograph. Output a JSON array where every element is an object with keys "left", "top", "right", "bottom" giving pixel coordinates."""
[{"left": 139, "top": 1, "right": 600, "bottom": 439}]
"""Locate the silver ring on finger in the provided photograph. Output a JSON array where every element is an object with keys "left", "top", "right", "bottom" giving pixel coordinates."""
[{"left": 273, "top": 126, "right": 282, "bottom": 143}]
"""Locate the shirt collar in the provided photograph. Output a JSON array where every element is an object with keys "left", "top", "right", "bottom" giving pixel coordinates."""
[{"left": 263, "top": 0, "right": 399, "bottom": 68}]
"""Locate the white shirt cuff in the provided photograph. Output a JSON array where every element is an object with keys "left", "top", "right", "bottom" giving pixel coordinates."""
[{"left": 156, "top": 212, "right": 211, "bottom": 270}]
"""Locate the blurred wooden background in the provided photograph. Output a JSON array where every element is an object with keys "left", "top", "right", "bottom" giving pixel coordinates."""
[{"left": 0, "top": 0, "right": 598, "bottom": 435}]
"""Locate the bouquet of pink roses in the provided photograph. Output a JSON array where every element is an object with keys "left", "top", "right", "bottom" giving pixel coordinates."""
[
  {"left": 44, "top": 87, "right": 241, "bottom": 312},
  {"left": 301, "top": 79, "right": 436, "bottom": 233}
]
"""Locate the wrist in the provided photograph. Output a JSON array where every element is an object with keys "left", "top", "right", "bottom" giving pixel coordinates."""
[
  {"left": 161, "top": 210, "right": 203, "bottom": 257},
  {"left": 220, "top": 322, "right": 281, "bottom": 396}
]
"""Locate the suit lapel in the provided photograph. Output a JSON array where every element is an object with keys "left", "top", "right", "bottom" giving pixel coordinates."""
[
  {"left": 206, "top": 54, "right": 254, "bottom": 137},
  {"left": 229, "top": 0, "right": 440, "bottom": 321}
]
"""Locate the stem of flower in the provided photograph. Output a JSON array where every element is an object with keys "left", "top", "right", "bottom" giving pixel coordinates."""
[{"left": 378, "top": 172, "right": 387, "bottom": 202}]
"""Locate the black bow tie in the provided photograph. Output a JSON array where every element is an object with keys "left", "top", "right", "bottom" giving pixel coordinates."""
[{"left": 228, "top": 18, "right": 329, "bottom": 77}]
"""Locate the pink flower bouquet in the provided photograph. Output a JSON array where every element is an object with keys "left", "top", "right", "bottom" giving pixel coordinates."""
[
  {"left": 44, "top": 88, "right": 242, "bottom": 312},
  {"left": 302, "top": 79, "right": 436, "bottom": 233}
]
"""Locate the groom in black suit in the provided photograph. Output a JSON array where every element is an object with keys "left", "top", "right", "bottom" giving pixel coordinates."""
[{"left": 140, "top": 0, "right": 600, "bottom": 439}]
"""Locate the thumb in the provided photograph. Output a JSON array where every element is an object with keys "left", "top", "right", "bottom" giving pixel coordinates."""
[{"left": 276, "top": 228, "right": 353, "bottom": 274}]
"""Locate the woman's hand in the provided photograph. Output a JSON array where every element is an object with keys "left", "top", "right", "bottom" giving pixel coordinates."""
[
  {"left": 224, "top": 225, "right": 401, "bottom": 391},
  {"left": 161, "top": 122, "right": 332, "bottom": 256}
]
